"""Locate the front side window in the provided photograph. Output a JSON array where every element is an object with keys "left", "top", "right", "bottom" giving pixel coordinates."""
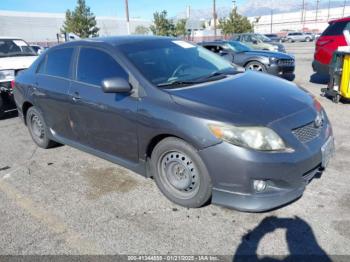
[
  {"left": 120, "top": 39, "right": 234, "bottom": 87},
  {"left": 77, "top": 48, "right": 128, "bottom": 86},
  {"left": 46, "top": 48, "right": 74, "bottom": 78},
  {"left": 225, "top": 41, "right": 251, "bottom": 52}
]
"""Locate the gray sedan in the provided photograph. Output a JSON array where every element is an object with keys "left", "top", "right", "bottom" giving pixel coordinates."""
[{"left": 14, "top": 36, "right": 334, "bottom": 212}]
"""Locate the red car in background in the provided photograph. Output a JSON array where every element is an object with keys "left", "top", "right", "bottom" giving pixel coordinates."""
[{"left": 313, "top": 17, "right": 350, "bottom": 75}]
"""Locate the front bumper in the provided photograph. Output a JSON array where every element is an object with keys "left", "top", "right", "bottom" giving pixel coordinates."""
[
  {"left": 199, "top": 117, "right": 333, "bottom": 212},
  {"left": 267, "top": 64, "right": 295, "bottom": 76}
]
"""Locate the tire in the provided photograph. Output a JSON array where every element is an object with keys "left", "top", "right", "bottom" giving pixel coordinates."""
[
  {"left": 0, "top": 95, "right": 4, "bottom": 119},
  {"left": 151, "top": 137, "right": 212, "bottom": 208},
  {"left": 288, "top": 38, "right": 293, "bottom": 43},
  {"left": 26, "top": 106, "right": 57, "bottom": 148},
  {"left": 245, "top": 61, "right": 267, "bottom": 73},
  {"left": 332, "top": 94, "right": 340, "bottom": 103},
  {"left": 305, "top": 37, "right": 311, "bottom": 42}
]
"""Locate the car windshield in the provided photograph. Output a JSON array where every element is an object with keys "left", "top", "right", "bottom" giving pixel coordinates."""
[
  {"left": 255, "top": 34, "right": 272, "bottom": 42},
  {"left": 225, "top": 41, "right": 251, "bottom": 52},
  {"left": 0, "top": 39, "right": 36, "bottom": 57},
  {"left": 120, "top": 39, "right": 235, "bottom": 87}
]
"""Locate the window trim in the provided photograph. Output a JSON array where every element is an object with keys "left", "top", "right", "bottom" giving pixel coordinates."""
[
  {"left": 36, "top": 55, "right": 47, "bottom": 74},
  {"left": 74, "top": 46, "right": 129, "bottom": 88}
]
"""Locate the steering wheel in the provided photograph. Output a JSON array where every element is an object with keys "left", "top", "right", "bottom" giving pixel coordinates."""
[{"left": 171, "top": 64, "right": 191, "bottom": 79}]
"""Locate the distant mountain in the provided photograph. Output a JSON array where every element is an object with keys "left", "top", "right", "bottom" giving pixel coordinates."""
[{"left": 175, "top": 0, "right": 348, "bottom": 20}]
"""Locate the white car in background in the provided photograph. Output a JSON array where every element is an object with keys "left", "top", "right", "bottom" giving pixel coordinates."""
[
  {"left": 0, "top": 37, "right": 37, "bottom": 118},
  {"left": 30, "top": 44, "right": 45, "bottom": 55}
]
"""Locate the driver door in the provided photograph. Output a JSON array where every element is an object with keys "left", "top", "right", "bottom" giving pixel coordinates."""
[{"left": 68, "top": 47, "right": 139, "bottom": 163}]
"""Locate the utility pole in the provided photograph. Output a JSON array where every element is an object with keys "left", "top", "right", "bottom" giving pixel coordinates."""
[
  {"left": 328, "top": 0, "right": 331, "bottom": 20},
  {"left": 125, "top": 0, "right": 130, "bottom": 34},
  {"left": 213, "top": 0, "right": 217, "bottom": 39},
  {"left": 270, "top": 9, "right": 273, "bottom": 33},
  {"left": 301, "top": 0, "right": 305, "bottom": 24},
  {"left": 343, "top": 0, "right": 347, "bottom": 17},
  {"left": 316, "top": 0, "right": 320, "bottom": 22}
]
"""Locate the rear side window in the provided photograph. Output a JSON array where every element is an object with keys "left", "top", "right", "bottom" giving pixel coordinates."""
[
  {"left": 46, "top": 48, "right": 73, "bottom": 78},
  {"left": 77, "top": 48, "right": 128, "bottom": 86},
  {"left": 322, "top": 21, "right": 350, "bottom": 36},
  {"left": 36, "top": 57, "right": 46, "bottom": 74}
]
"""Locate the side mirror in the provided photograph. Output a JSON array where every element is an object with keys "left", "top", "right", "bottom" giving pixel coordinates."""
[
  {"left": 219, "top": 50, "right": 229, "bottom": 56},
  {"left": 252, "top": 39, "right": 258, "bottom": 44},
  {"left": 101, "top": 77, "right": 132, "bottom": 93}
]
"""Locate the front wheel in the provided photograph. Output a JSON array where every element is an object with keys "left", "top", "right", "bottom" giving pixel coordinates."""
[
  {"left": 245, "top": 61, "right": 267, "bottom": 73},
  {"left": 151, "top": 137, "right": 212, "bottom": 208},
  {"left": 26, "top": 106, "right": 57, "bottom": 148},
  {"left": 0, "top": 95, "right": 4, "bottom": 119}
]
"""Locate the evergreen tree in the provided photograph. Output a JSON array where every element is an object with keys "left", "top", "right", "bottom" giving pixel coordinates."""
[{"left": 61, "top": 0, "right": 99, "bottom": 38}]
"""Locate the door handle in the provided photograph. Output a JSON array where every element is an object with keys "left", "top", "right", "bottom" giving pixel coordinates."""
[{"left": 72, "top": 92, "right": 81, "bottom": 102}]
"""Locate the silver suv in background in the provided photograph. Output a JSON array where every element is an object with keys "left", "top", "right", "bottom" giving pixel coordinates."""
[{"left": 284, "top": 32, "right": 315, "bottom": 42}]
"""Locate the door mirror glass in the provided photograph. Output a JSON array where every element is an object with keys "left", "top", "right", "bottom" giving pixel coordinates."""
[{"left": 101, "top": 77, "right": 132, "bottom": 93}]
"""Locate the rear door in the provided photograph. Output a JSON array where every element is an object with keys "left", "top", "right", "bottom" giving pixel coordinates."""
[
  {"left": 35, "top": 47, "right": 75, "bottom": 140},
  {"left": 316, "top": 20, "right": 350, "bottom": 64},
  {"left": 68, "top": 46, "right": 139, "bottom": 162}
]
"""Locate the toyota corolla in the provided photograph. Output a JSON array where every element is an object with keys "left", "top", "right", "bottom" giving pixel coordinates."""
[{"left": 13, "top": 36, "right": 334, "bottom": 212}]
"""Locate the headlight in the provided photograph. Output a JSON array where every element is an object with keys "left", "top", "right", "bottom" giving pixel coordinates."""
[
  {"left": 208, "top": 124, "right": 287, "bottom": 151},
  {"left": 0, "top": 70, "right": 15, "bottom": 81},
  {"left": 269, "top": 57, "right": 278, "bottom": 63}
]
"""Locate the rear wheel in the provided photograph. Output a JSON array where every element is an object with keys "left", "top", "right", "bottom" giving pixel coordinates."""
[
  {"left": 305, "top": 37, "right": 311, "bottom": 42},
  {"left": 151, "top": 137, "right": 212, "bottom": 208},
  {"left": 26, "top": 106, "right": 57, "bottom": 148},
  {"left": 245, "top": 61, "right": 267, "bottom": 73}
]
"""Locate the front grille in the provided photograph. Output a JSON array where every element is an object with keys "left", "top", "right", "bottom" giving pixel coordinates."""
[
  {"left": 278, "top": 59, "right": 295, "bottom": 66},
  {"left": 292, "top": 122, "right": 322, "bottom": 143}
]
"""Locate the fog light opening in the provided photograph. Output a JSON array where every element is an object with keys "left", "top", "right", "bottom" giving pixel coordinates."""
[{"left": 253, "top": 180, "right": 267, "bottom": 192}]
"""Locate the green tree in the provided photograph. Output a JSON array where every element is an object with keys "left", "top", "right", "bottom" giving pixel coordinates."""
[
  {"left": 61, "top": 0, "right": 99, "bottom": 38},
  {"left": 219, "top": 8, "right": 253, "bottom": 35},
  {"left": 150, "top": 10, "right": 175, "bottom": 36},
  {"left": 134, "top": 25, "right": 150, "bottom": 35},
  {"left": 175, "top": 19, "right": 188, "bottom": 37}
]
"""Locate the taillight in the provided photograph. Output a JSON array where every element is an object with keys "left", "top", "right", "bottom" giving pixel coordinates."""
[{"left": 10, "top": 80, "right": 15, "bottom": 89}]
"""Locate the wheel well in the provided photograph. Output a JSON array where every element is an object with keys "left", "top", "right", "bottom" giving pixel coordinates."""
[
  {"left": 244, "top": 60, "right": 263, "bottom": 67},
  {"left": 146, "top": 134, "right": 177, "bottom": 158},
  {"left": 22, "top": 102, "right": 33, "bottom": 125}
]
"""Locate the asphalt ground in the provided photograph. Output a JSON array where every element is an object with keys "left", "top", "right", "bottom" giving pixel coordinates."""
[{"left": 0, "top": 42, "right": 349, "bottom": 259}]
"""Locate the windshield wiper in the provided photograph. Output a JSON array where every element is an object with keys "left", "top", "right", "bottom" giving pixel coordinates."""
[{"left": 157, "top": 80, "right": 199, "bottom": 88}]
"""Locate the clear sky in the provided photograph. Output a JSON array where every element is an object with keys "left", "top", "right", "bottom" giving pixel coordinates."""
[{"left": 0, "top": 0, "right": 244, "bottom": 20}]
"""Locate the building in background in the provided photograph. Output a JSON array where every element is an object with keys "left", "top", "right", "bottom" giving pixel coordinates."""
[
  {"left": 0, "top": 10, "right": 151, "bottom": 44},
  {"left": 251, "top": 6, "right": 350, "bottom": 34}
]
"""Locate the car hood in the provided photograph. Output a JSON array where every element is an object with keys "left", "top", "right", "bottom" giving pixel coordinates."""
[
  {"left": 242, "top": 50, "right": 293, "bottom": 59},
  {"left": 168, "top": 71, "right": 315, "bottom": 126},
  {"left": 0, "top": 56, "right": 37, "bottom": 70}
]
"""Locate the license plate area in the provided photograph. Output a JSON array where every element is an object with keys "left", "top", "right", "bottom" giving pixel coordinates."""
[{"left": 321, "top": 136, "right": 335, "bottom": 168}]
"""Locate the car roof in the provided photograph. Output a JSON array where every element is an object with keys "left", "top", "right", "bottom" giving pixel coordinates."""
[
  {"left": 0, "top": 36, "right": 24, "bottom": 40},
  {"left": 330, "top": 17, "right": 350, "bottom": 23},
  {"left": 57, "top": 35, "right": 174, "bottom": 48}
]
